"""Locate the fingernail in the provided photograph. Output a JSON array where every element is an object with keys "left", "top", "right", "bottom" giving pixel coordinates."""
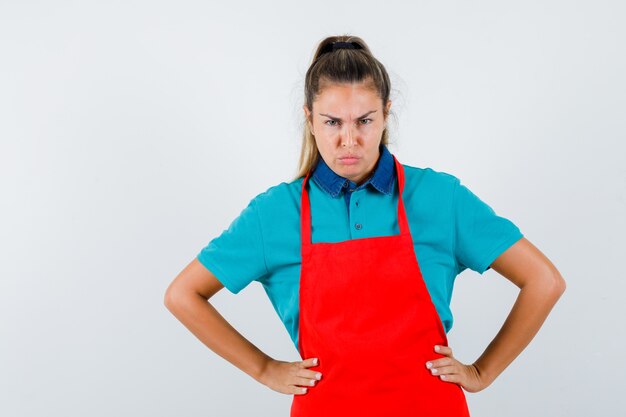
[
  {"left": 431, "top": 368, "right": 438, "bottom": 374},
  {"left": 434, "top": 345, "right": 440, "bottom": 352},
  {"left": 301, "top": 387, "right": 307, "bottom": 393},
  {"left": 313, "top": 358, "right": 318, "bottom": 365},
  {"left": 426, "top": 362, "right": 432, "bottom": 369},
  {"left": 315, "top": 373, "right": 322, "bottom": 380}
]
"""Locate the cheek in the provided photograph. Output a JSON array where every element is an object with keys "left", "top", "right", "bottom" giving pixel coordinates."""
[
  {"left": 361, "top": 125, "right": 383, "bottom": 140},
  {"left": 313, "top": 129, "right": 337, "bottom": 146},
  {"left": 313, "top": 136, "right": 331, "bottom": 154}
]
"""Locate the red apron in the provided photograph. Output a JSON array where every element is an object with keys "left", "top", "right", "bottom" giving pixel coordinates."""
[{"left": 290, "top": 155, "right": 471, "bottom": 417}]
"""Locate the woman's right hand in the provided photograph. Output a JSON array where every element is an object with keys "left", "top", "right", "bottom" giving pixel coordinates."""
[{"left": 258, "top": 357, "right": 322, "bottom": 395}]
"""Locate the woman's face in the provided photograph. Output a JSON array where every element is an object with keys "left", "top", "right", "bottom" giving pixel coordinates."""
[{"left": 304, "top": 81, "right": 391, "bottom": 185}]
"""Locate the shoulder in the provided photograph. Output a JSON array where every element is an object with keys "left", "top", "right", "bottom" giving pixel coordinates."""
[
  {"left": 401, "top": 163, "right": 460, "bottom": 194},
  {"left": 248, "top": 176, "right": 305, "bottom": 212}
]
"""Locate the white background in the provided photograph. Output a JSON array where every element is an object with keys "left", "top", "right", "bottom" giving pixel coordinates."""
[{"left": 1, "top": 1, "right": 624, "bottom": 416}]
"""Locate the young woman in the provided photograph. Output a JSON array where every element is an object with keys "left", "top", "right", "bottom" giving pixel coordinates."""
[{"left": 164, "top": 35, "right": 566, "bottom": 416}]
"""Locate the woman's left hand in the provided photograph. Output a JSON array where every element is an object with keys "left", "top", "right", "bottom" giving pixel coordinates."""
[{"left": 425, "top": 345, "right": 489, "bottom": 393}]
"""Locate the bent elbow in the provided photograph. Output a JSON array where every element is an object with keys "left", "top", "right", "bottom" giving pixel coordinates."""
[
  {"left": 557, "top": 274, "right": 566, "bottom": 294},
  {"left": 548, "top": 270, "right": 567, "bottom": 298},
  {"left": 164, "top": 283, "right": 183, "bottom": 311}
]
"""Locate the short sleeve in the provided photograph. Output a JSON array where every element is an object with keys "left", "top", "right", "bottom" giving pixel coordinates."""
[
  {"left": 196, "top": 198, "right": 268, "bottom": 294},
  {"left": 453, "top": 178, "right": 523, "bottom": 274}
]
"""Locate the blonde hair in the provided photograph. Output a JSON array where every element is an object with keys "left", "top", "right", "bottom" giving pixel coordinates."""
[{"left": 293, "top": 35, "right": 394, "bottom": 180}]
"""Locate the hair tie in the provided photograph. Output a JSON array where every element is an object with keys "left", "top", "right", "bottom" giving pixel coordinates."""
[
  {"left": 319, "top": 41, "right": 362, "bottom": 56},
  {"left": 332, "top": 41, "right": 356, "bottom": 50}
]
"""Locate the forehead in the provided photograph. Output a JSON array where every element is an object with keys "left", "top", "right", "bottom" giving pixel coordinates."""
[{"left": 313, "top": 81, "right": 381, "bottom": 110}]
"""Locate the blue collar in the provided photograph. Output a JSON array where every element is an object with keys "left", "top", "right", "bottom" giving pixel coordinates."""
[{"left": 311, "top": 143, "right": 395, "bottom": 197}]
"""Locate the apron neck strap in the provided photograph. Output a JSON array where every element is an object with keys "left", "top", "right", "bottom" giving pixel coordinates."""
[{"left": 301, "top": 154, "right": 410, "bottom": 246}]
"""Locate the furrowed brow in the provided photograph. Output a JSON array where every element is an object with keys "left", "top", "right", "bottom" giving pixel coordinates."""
[{"left": 319, "top": 110, "right": 377, "bottom": 121}]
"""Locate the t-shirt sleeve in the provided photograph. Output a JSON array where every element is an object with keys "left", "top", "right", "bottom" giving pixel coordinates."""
[
  {"left": 196, "top": 198, "right": 268, "bottom": 294},
  {"left": 453, "top": 178, "right": 524, "bottom": 274}
]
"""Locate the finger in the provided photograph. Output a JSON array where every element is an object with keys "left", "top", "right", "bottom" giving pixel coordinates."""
[
  {"left": 438, "top": 372, "right": 461, "bottom": 384},
  {"left": 296, "top": 359, "right": 322, "bottom": 379},
  {"left": 291, "top": 363, "right": 319, "bottom": 393},
  {"left": 429, "top": 364, "right": 458, "bottom": 377},
  {"left": 300, "top": 369, "right": 323, "bottom": 381},
  {"left": 425, "top": 357, "right": 454, "bottom": 370},
  {"left": 290, "top": 385, "right": 309, "bottom": 395},
  {"left": 434, "top": 344, "right": 453, "bottom": 357},
  {"left": 300, "top": 357, "right": 319, "bottom": 368},
  {"left": 297, "top": 359, "right": 321, "bottom": 380},
  {"left": 294, "top": 375, "right": 319, "bottom": 389}
]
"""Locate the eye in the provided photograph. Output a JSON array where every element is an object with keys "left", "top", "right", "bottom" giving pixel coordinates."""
[
  {"left": 324, "top": 120, "right": 339, "bottom": 126},
  {"left": 360, "top": 118, "right": 373, "bottom": 125}
]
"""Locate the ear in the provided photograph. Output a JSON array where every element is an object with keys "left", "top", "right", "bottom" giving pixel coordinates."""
[
  {"left": 385, "top": 99, "right": 392, "bottom": 116},
  {"left": 303, "top": 104, "right": 314, "bottom": 135}
]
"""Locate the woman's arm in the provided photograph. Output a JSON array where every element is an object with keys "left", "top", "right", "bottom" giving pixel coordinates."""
[
  {"left": 164, "top": 258, "right": 271, "bottom": 381},
  {"left": 425, "top": 237, "right": 565, "bottom": 391},
  {"left": 163, "top": 258, "right": 320, "bottom": 395},
  {"left": 471, "top": 236, "right": 566, "bottom": 387}
]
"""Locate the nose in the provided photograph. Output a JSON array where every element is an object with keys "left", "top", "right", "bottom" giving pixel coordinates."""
[{"left": 340, "top": 123, "right": 357, "bottom": 148}]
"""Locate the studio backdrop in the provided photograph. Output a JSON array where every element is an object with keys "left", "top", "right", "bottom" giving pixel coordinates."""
[{"left": 1, "top": 1, "right": 624, "bottom": 416}]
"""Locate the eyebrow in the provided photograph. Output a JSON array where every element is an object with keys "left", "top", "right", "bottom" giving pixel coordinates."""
[{"left": 318, "top": 110, "right": 377, "bottom": 121}]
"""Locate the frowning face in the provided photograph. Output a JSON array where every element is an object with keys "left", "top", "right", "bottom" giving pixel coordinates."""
[{"left": 304, "top": 80, "right": 391, "bottom": 185}]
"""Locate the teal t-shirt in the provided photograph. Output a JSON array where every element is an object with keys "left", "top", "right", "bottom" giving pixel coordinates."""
[{"left": 197, "top": 163, "right": 524, "bottom": 354}]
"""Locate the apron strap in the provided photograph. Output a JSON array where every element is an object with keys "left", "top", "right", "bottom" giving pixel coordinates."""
[{"left": 301, "top": 154, "right": 410, "bottom": 246}]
